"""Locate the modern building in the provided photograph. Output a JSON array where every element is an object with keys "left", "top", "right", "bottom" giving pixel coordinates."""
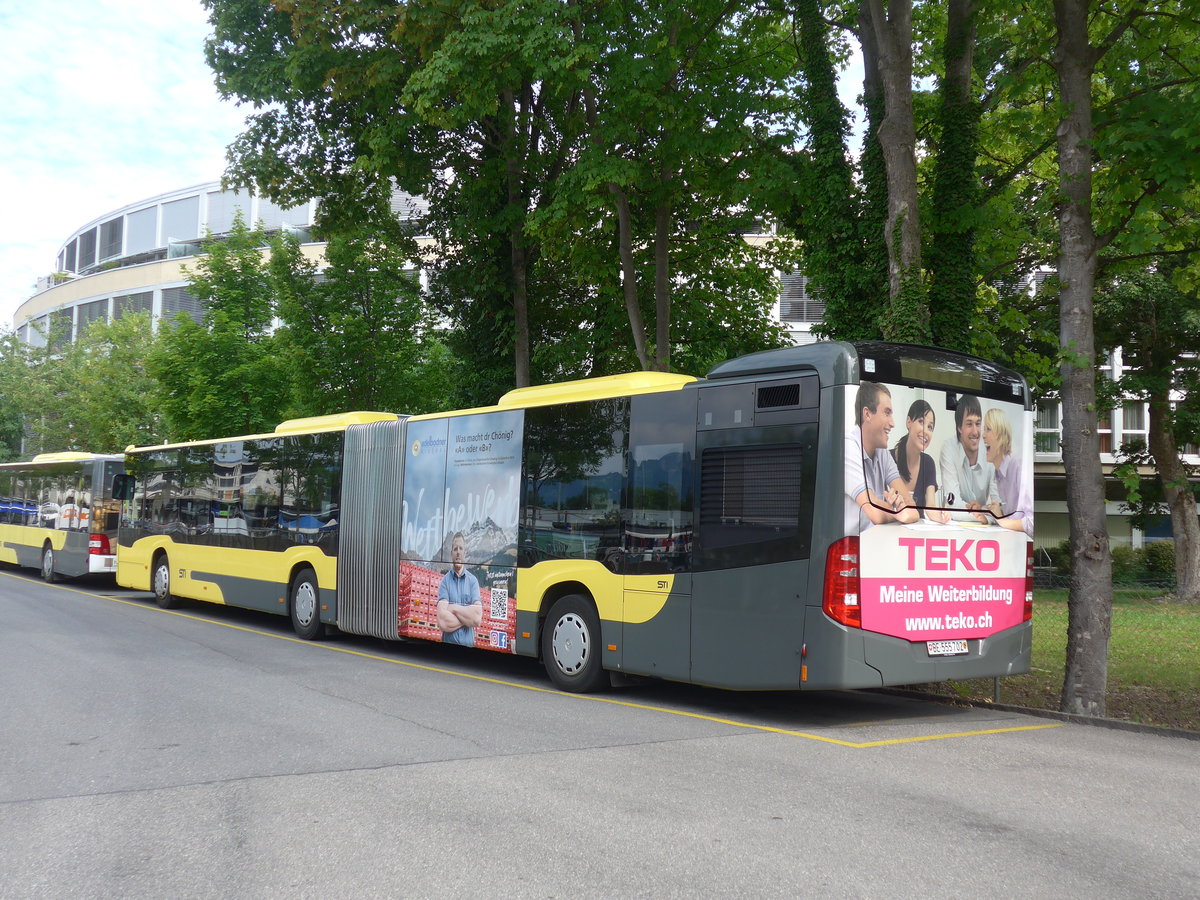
[{"left": 13, "top": 181, "right": 426, "bottom": 347}]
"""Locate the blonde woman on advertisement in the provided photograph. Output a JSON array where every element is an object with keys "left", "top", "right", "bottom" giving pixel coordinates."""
[{"left": 984, "top": 408, "right": 1034, "bottom": 536}]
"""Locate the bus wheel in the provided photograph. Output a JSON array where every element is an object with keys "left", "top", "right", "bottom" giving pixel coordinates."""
[
  {"left": 152, "top": 555, "right": 181, "bottom": 609},
  {"left": 41, "top": 545, "right": 58, "bottom": 583},
  {"left": 289, "top": 569, "right": 323, "bottom": 641},
  {"left": 542, "top": 594, "right": 606, "bottom": 693}
]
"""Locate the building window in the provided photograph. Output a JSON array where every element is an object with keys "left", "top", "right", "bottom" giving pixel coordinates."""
[
  {"left": 778, "top": 272, "right": 826, "bottom": 323},
  {"left": 162, "top": 196, "right": 200, "bottom": 243},
  {"left": 207, "top": 189, "right": 250, "bottom": 235},
  {"left": 125, "top": 207, "right": 158, "bottom": 255},
  {"left": 1120, "top": 401, "right": 1147, "bottom": 449},
  {"left": 77, "top": 299, "right": 109, "bottom": 335},
  {"left": 65, "top": 239, "right": 77, "bottom": 272},
  {"left": 1035, "top": 401, "right": 1061, "bottom": 454},
  {"left": 100, "top": 219, "right": 123, "bottom": 261},
  {"left": 113, "top": 292, "right": 153, "bottom": 319},
  {"left": 161, "top": 287, "right": 205, "bottom": 324},
  {"left": 1097, "top": 408, "right": 1113, "bottom": 454},
  {"left": 78, "top": 228, "right": 97, "bottom": 270}
]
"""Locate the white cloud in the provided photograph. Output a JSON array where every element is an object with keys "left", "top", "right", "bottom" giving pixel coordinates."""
[{"left": 0, "top": 0, "right": 249, "bottom": 327}]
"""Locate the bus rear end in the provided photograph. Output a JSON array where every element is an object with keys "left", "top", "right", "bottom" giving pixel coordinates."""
[{"left": 805, "top": 342, "right": 1034, "bottom": 689}]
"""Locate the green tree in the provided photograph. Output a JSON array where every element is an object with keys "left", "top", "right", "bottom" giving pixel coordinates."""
[
  {"left": 0, "top": 333, "right": 32, "bottom": 459},
  {"left": 1097, "top": 264, "right": 1200, "bottom": 604},
  {"left": 63, "top": 313, "right": 162, "bottom": 452},
  {"left": 150, "top": 213, "right": 295, "bottom": 440},
  {"left": 203, "top": 0, "right": 793, "bottom": 395},
  {"left": 278, "top": 203, "right": 453, "bottom": 416}
]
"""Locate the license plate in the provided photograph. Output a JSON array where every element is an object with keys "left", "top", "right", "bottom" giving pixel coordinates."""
[{"left": 927, "top": 640, "right": 969, "bottom": 657}]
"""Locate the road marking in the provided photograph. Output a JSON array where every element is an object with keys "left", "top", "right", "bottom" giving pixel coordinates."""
[{"left": 44, "top": 577, "right": 1065, "bottom": 749}]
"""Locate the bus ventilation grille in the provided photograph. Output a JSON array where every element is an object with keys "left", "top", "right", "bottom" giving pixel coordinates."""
[{"left": 757, "top": 383, "right": 801, "bottom": 409}]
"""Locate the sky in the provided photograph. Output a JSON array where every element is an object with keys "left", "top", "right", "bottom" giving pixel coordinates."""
[{"left": 0, "top": 0, "right": 247, "bottom": 329}]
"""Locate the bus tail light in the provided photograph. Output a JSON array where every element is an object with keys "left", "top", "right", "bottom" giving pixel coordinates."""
[
  {"left": 88, "top": 534, "right": 111, "bottom": 556},
  {"left": 823, "top": 537, "right": 861, "bottom": 628},
  {"left": 1024, "top": 542, "right": 1034, "bottom": 622}
]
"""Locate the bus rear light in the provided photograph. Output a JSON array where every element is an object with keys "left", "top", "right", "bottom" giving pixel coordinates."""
[
  {"left": 823, "top": 537, "right": 861, "bottom": 628},
  {"left": 88, "top": 534, "right": 111, "bottom": 556},
  {"left": 1023, "top": 542, "right": 1035, "bottom": 622}
]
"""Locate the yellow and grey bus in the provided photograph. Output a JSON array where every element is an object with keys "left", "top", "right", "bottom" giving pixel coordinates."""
[
  {"left": 0, "top": 452, "right": 125, "bottom": 581},
  {"left": 116, "top": 341, "right": 1034, "bottom": 692}
]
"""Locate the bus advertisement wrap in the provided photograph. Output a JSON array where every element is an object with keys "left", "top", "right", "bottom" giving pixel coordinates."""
[
  {"left": 845, "top": 379, "right": 1033, "bottom": 642},
  {"left": 399, "top": 411, "right": 523, "bottom": 651}
]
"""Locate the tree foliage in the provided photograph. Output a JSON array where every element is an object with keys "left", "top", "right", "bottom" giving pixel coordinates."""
[{"left": 149, "top": 213, "right": 294, "bottom": 441}]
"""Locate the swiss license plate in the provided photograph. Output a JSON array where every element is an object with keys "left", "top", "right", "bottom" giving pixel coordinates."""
[{"left": 927, "top": 639, "right": 969, "bottom": 657}]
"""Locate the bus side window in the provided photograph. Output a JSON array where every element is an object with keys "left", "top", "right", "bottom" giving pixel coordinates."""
[{"left": 113, "top": 473, "right": 135, "bottom": 501}]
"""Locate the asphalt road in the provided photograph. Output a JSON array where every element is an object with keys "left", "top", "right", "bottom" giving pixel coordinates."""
[{"left": 1, "top": 569, "right": 1197, "bottom": 899}]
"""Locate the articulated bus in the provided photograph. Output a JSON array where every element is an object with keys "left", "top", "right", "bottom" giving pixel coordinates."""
[
  {"left": 0, "top": 452, "right": 125, "bottom": 581},
  {"left": 116, "top": 341, "right": 1034, "bottom": 692}
]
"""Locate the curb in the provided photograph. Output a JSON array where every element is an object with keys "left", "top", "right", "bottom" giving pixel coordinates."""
[{"left": 879, "top": 688, "right": 1200, "bottom": 742}]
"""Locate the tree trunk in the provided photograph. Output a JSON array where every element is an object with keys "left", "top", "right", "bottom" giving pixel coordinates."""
[
  {"left": 611, "top": 184, "right": 653, "bottom": 371},
  {"left": 1053, "top": 0, "right": 1113, "bottom": 718},
  {"left": 1147, "top": 394, "right": 1200, "bottom": 603},
  {"left": 654, "top": 198, "right": 671, "bottom": 372},
  {"left": 927, "top": 0, "right": 979, "bottom": 351},
  {"left": 866, "top": 0, "right": 925, "bottom": 341},
  {"left": 503, "top": 85, "right": 531, "bottom": 387}
]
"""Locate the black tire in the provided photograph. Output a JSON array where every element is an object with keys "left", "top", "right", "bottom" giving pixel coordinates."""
[
  {"left": 152, "top": 554, "right": 181, "bottom": 609},
  {"left": 289, "top": 569, "right": 324, "bottom": 640},
  {"left": 41, "top": 544, "right": 58, "bottom": 583},
  {"left": 541, "top": 594, "right": 607, "bottom": 693}
]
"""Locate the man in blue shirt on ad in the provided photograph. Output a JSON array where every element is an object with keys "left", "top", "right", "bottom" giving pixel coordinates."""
[{"left": 437, "top": 532, "right": 482, "bottom": 646}]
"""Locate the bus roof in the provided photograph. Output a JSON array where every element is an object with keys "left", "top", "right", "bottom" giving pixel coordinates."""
[
  {"left": 411, "top": 371, "right": 697, "bottom": 421},
  {"left": 124, "top": 411, "right": 399, "bottom": 454},
  {"left": 0, "top": 451, "right": 123, "bottom": 468}
]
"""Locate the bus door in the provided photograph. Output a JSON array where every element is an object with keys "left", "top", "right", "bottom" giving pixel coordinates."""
[
  {"left": 618, "top": 391, "right": 696, "bottom": 682},
  {"left": 690, "top": 376, "right": 819, "bottom": 689}
]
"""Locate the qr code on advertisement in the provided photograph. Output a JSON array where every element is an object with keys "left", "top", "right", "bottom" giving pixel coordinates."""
[{"left": 489, "top": 586, "right": 508, "bottom": 620}]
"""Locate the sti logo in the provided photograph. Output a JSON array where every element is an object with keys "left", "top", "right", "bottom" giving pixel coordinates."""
[
  {"left": 896, "top": 537, "right": 1001, "bottom": 572},
  {"left": 411, "top": 439, "right": 421, "bottom": 457}
]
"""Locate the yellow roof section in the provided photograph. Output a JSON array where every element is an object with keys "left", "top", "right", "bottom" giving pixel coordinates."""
[
  {"left": 274, "top": 411, "right": 398, "bottom": 434},
  {"left": 29, "top": 452, "right": 99, "bottom": 463},
  {"left": 496, "top": 371, "right": 695, "bottom": 409}
]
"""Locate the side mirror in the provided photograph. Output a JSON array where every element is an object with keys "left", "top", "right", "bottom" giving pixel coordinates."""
[{"left": 112, "top": 473, "right": 135, "bottom": 501}]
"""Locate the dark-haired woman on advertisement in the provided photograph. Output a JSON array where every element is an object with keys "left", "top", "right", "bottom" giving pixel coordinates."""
[{"left": 891, "top": 399, "right": 951, "bottom": 524}]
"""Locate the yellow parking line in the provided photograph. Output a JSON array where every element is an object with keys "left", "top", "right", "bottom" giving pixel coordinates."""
[{"left": 51, "top": 578, "right": 1065, "bottom": 748}]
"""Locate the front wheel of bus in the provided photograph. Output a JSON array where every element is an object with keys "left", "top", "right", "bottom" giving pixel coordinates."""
[
  {"left": 152, "top": 555, "right": 181, "bottom": 609},
  {"left": 41, "top": 545, "right": 57, "bottom": 583},
  {"left": 542, "top": 594, "right": 606, "bottom": 693},
  {"left": 290, "top": 569, "right": 323, "bottom": 641}
]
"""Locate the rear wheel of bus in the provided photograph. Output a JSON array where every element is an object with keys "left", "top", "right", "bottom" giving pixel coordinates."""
[
  {"left": 152, "top": 553, "right": 181, "bottom": 609},
  {"left": 290, "top": 568, "right": 323, "bottom": 640},
  {"left": 542, "top": 594, "right": 606, "bottom": 693},
  {"left": 41, "top": 544, "right": 57, "bottom": 583}
]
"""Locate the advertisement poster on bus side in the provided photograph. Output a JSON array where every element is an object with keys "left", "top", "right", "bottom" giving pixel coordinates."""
[
  {"left": 399, "top": 411, "right": 523, "bottom": 652},
  {"left": 845, "top": 381, "right": 1033, "bottom": 642}
]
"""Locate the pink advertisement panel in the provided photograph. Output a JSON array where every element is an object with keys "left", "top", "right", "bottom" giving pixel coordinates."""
[{"left": 859, "top": 527, "right": 1028, "bottom": 640}]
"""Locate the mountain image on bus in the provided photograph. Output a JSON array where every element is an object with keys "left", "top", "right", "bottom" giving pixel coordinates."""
[{"left": 114, "top": 341, "right": 1034, "bottom": 692}]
